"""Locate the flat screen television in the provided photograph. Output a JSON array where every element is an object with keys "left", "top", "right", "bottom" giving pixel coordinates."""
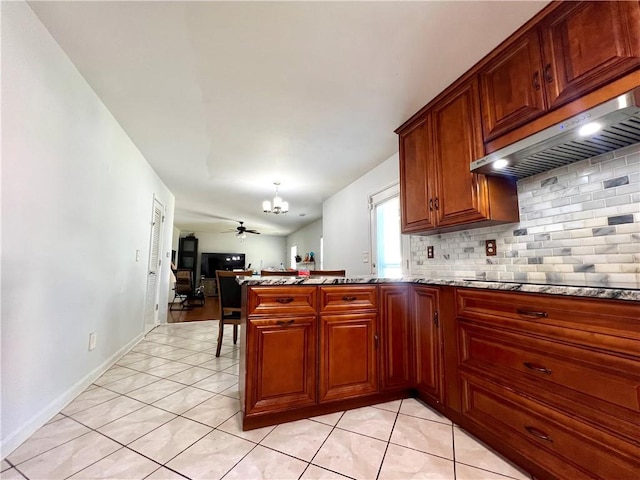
[{"left": 200, "top": 252, "right": 246, "bottom": 278}]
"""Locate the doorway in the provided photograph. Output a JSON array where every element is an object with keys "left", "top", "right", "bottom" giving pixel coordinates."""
[{"left": 144, "top": 198, "right": 164, "bottom": 331}]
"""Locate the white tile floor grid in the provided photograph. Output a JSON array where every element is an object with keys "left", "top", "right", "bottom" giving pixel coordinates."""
[{"left": 3, "top": 320, "right": 534, "bottom": 480}]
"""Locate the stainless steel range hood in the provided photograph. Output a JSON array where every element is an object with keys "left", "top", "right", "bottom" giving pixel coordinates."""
[{"left": 470, "top": 88, "right": 640, "bottom": 179}]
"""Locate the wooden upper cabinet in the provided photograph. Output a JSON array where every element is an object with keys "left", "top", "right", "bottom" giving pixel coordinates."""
[
  {"left": 540, "top": 1, "right": 640, "bottom": 108},
  {"left": 479, "top": 1, "right": 640, "bottom": 142},
  {"left": 398, "top": 77, "right": 519, "bottom": 235},
  {"left": 431, "top": 78, "right": 490, "bottom": 227},
  {"left": 399, "top": 116, "right": 435, "bottom": 232},
  {"left": 479, "top": 30, "right": 547, "bottom": 141}
]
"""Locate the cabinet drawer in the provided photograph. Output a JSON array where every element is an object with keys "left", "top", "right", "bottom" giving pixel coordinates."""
[
  {"left": 456, "top": 289, "right": 640, "bottom": 355},
  {"left": 459, "top": 321, "right": 640, "bottom": 416},
  {"left": 319, "top": 286, "right": 377, "bottom": 313},
  {"left": 461, "top": 374, "right": 640, "bottom": 480},
  {"left": 248, "top": 286, "right": 317, "bottom": 316}
]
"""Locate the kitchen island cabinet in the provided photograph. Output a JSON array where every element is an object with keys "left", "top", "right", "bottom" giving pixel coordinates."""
[
  {"left": 239, "top": 277, "right": 639, "bottom": 480},
  {"left": 319, "top": 286, "right": 378, "bottom": 403},
  {"left": 244, "top": 286, "right": 318, "bottom": 417}
]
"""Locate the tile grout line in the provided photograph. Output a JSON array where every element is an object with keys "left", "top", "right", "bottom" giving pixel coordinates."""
[{"left": 374, "top": 404, "right": 401, "bottom": 480}]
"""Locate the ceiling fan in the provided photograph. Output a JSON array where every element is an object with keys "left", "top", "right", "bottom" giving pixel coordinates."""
[{"left": 232, "top": 221, "right": 260, "bottom": 237}]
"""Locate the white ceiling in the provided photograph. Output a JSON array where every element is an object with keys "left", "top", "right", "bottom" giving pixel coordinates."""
[{"left": 29, "top": 0, "right": 548, "bottom": 236}]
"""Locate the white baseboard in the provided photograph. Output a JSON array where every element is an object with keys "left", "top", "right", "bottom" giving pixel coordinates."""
[{"left": 1, "top": 332, "right": 145, "bottom": 459}]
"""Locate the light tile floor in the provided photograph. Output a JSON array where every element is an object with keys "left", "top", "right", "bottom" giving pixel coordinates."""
[{"left": 3, "top": 321, "right": 533, "bottom": 480}]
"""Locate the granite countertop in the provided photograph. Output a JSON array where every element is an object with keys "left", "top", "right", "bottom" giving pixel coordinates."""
[{"left": 237, "top": 275, "right": 640, "bottom": 302}]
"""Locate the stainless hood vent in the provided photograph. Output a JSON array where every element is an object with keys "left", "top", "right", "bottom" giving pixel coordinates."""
[{"left": 470, "top": 89, "right": 640, "bottom": 179}]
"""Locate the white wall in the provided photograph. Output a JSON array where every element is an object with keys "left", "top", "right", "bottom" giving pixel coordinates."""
[
  {"left": 286, "top": 219, "right": 323, "bottom": 270},
  {"left": 188, "top": 232, "right": 287, "bottom": 275},
  {"left": 323, "top": 153, "right": 399, "bottom": 275},
  {"left": 1, "top": 2, "right": 175, "bottom": 455}
]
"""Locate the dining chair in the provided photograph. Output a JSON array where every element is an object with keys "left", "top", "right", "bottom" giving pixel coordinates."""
[
  {"left": 215, "top": 270, "right": 253, "bottom": 357},
  {"left": 260, "top": 270, "right": 299, "bottom": 276},
  {"left": 170, "top": 269, "right": 205, "bottom": 310},
  {"left": 309, "top": 269, "right": 346, "bottom": 276}
]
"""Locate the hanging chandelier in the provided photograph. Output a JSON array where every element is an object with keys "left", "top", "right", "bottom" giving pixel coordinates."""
[{"left": 262, "top": 181, "right": 289, "bottom": 214}]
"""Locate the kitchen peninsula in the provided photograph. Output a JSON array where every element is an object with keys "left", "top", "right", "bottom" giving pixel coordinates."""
[{"left": 237, "top": 275, "right": 640, "bottom": 480}]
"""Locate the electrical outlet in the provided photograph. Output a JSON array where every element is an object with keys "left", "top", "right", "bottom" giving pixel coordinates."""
[
  {"left": 362, "top": 251, "right": 369, "bottom": 263},
  {"left": 485, "top": 239, "right": 497, "bottom": 256},
  {"left": 89, "top": 332, "right": 97, "bottom": 351},
  {"left": 427, "top": 246, "right": 434, "bottom": 258}
]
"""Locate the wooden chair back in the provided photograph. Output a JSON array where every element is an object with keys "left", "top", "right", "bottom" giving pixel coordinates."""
[
  {"left": 260, "top": 270, "right": 298, "bottom": 276},
  {"left": 309, "top": 269, "right": 346, "bottom": 276},
  {"left": 215, "top": 270, "right": 253, "bottom": 313},
  {"left": 174, "top": 269, "right": 194, "bottom": 293},
  {"left": 214, "top": 270, "right": 252, "bottom": 357}
]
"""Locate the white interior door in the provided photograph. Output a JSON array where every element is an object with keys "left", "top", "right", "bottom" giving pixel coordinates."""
[{"left": 144, "top": 198, "right": 163, "bottom": 330}]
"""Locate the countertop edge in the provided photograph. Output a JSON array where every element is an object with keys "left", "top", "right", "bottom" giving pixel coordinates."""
[{"left": 237, "top": 276, "right": 640, "bottom": 302}]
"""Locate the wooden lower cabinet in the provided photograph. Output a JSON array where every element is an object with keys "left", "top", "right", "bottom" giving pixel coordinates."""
[
  {"left": 412, "top": 286, "right": 443, "bottom": 404},
  {"left": 244, "top": 315, "right": 317, "bottom": 415},
  {"left": 456, "top": 288, "right": 640, "bottom": 480},
  {"left": 461, "top": 374, "right": 640, "bottom": 479},
  {"left": 319, "top": 312, "right": 378, "bottom": 403},
  {"left": 242, "top": 283, "right": 640, "bottom": 480},
  {"left": 379, "top": 285, "right": 412, "bottom": 392}
]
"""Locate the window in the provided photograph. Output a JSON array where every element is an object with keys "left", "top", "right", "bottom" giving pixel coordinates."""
[{"left": 370, "top": 184, "right": 409, "bottom": 277}]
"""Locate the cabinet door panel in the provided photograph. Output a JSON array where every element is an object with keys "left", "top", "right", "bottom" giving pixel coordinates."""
[
  {"left": 541, "top": 1, "right": 640, "bottom": 108},
  {"left": 431, "top": 79, "right": 489, "bottom": 227},
  {"left": 480, "top": 30, "right": 547, "bottom": 141},
  {"left": 379, "top": 286, "right": 412, "bottom": 392},
  {"left": 400, "top": 117, "right": 435, "bottom": 232},
  {"left": 246, "top": 316, "right": 317, "bottom": 414},
  {"left": 319, "top": 313, "right": 378, "bottom": 402},
  {"left": 413, "top": 286, "right": 442, "bottom": 403}
]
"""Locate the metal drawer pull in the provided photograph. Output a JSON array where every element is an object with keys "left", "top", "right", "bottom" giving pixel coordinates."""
[
  {"left": 516, "top": 308, "right": 548, "bottom": 319},
  {"left": 275, "top": 297, "right": 294, "bottom": 304},
  {"left": 525, "top": 425, "right": 553, "bottom": 443},
  {"left": 533, "top": 71, "right": 540, "bottom": 90},
  {"left": 523, "top": 362, "right": 552, "bottom": 375},
  {"left": 342, "top": 296, "right": 357, "bottom": 302},
  {"left": 276, "top": 319, "right": 295, "bottom": 326}
]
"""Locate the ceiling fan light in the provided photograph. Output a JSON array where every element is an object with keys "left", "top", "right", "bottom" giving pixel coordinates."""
[
  {"left": 281, "top": 201, "right": 289, "bottom": 213},
  {"left": 262, "top": 200, "right": 271, "bottom": 212}
]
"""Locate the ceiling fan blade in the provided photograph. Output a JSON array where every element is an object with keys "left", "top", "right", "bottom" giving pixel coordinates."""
[{"left": 246, "top": 229, "right": 260, "bottom": 234}]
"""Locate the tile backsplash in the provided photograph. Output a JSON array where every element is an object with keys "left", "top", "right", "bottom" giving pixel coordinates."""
[{"left": 410, "top": 144, "right": 640, "bottom": 286}]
